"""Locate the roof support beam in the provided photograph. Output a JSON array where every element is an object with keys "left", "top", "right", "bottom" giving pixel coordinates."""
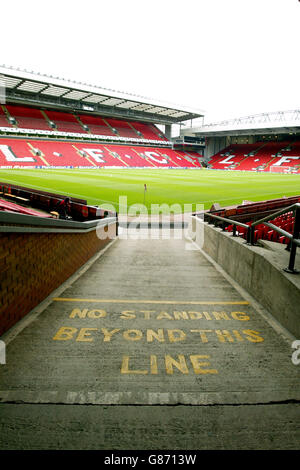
[{"left": 0, "top": 67, "right": 204, "bottom": 125}]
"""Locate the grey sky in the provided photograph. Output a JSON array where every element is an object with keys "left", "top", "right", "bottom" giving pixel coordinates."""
[{"left": 1, "top": 0, "right": 299, "bottom": 123}]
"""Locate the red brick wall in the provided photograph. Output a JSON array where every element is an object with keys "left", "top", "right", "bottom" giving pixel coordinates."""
[{"left": 0, "top": 225, "right": 115, "bottom": 336}]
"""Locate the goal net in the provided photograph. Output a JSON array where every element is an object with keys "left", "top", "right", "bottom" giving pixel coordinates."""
[{"left": 269, "top": 165, "right": 293, "bottom": 173}]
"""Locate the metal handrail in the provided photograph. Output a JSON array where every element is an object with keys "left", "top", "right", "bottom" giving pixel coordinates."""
[
  {"left": 203, "top": 203, "right": 300, "bottom": 274},
  {"left": 249, "top": 203, "right": 300, "bottom": 273},
  {"left": 203, "top": 212, "right": 251, "bottom": 240},
  {"left": 250, "top": 203, "right": 299, "bottom": 229},
  {"left": 204, "top": 212, "right": 249, "bottom": 228}
]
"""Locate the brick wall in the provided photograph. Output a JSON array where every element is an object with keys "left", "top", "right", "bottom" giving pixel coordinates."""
[{"left": 0, "top": 224, "right": 116, "bottom": 336}]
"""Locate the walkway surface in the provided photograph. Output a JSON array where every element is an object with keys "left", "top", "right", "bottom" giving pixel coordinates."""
[{"left": 0, "top": 231, "right": 299, "bottom": 450}]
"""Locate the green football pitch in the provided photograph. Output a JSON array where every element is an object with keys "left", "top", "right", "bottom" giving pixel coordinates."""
[{"left": 0, "top": 168, "right": 299, "bottom": 213}]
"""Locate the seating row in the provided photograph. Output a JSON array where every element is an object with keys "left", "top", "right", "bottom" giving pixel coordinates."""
[
  {"left": 208, "top": 141, "right": 300, "bottom": 172},
  {"left": 0, "top": 104, "right": 167, "bottom": 142},
  {"left": 225, "top": 212, "right": 295, "bottom": 245},
  {"left": 0, "top": 138, "right": 202, "bottom": 168}
]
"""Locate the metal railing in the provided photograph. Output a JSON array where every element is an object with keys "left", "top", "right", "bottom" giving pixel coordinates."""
[
  {"left": 203, "top": 203, "right": 300, "bottom": 274},
  {"left": 248, "top": 203, "right": 300, "bottom": 274},
  {"left": 203, "top": 212, "right": 251, "bottom": 241}
]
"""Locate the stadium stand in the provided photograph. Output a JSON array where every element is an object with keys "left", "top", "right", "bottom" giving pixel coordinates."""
[
  {"left": 208, "top": 141, "right": 300, "bottom": 172},
  {"left": 0, "top": 106, "right": 13, "bottom": 127},
  {"left": 105, "top": 118, "right": 141, "bottom": 139},
  {"left": 0, "top": 138, "right": 202, "bottom": 168},
  {"left": 130, "top": 121, "right": 166, "bottom": 141},
  {"left": 225, "top": 211, "right": 295, "bottom": 245},
  {"left": 42, "top": 109, "right": 86, "bottom": 133},
  {"left": 0, "top": 101, "right": 203, "bottom": 168},
  {"left": 79, "top": 114, "right": 118, "bottom": 136},
  {"left": 0, "top": 104, "right": 169, "bottom": 143},
  {"left": 0, "top": 181, "right": 112, "bottom": 221},
  {"left": 210, "top": 195, "right": 300, "bottom": 220},
  {"left": 5, "top": 105, "right": 51, "bottom": 131},
  {"left": 207, "top": 195, "right": 300, "bottom": 246},
  {"left": 0, "top": 198, "right": 52, "bottom": 217}
]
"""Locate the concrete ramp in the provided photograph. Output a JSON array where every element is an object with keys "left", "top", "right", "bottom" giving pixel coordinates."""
[{"left": 0, "top": 234, "right": 299, "bottom": 449}]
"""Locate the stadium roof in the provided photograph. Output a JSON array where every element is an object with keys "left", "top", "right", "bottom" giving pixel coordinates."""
[
  {"left": 182, "top": 110, "right": 300, "bottom": 137},
  {"left": 0, "top": 66, "right": 205, "bottom": 126}
]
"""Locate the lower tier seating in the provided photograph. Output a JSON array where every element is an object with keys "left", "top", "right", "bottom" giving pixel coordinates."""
[
  {"left": 209, "top": 195, "right": 300, "bottom": 246},
  {"left": 0, "top": 138, "right": 202, "bottom": 168},
  {"left": 225, "top": 212, "right": 295, "bottom": 245},
  {"left": 208, "top": 141, "right": 300, "bottom": 172},
  {"left": 0, "top": 198, "right": 52, "bottom": 217}
]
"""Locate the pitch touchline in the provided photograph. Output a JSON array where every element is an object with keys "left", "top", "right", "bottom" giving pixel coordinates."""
[{"left": 53, "top": 298, "right": 249, "bottom": 305}]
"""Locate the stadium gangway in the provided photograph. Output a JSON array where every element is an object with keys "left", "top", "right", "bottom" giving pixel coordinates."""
[{"left": 203, "top": 204, "right": 300, "bottom": 274}]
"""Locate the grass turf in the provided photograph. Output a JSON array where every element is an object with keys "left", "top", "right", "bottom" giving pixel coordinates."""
[{"left": 0, "top": 168, "right": 299, "bottom": 214}]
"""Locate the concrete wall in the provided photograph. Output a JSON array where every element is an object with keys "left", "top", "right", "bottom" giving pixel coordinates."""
[
  {"left": 229, "top": 135, "right": 256, "bottom": 145},
  {"left": 193, "top": 218, "right": 300, "bottom": 338},
  {"left": 0, "top": 222, "right": 116, "bottom": 336},
  {"left": 164, "top": 124, "right": 172, "bottom": 140},
  {"left": 204, "top": 136, "right": 228, "bottom": 160}
]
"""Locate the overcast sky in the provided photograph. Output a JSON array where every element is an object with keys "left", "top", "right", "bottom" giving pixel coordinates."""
[{"left": 0, "top": 0, "right": 299, "bottom": 124}]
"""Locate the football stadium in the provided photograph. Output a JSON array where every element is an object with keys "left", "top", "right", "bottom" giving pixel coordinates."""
[{"left": 0, "top": 4, "right": 300, "bottom": 452}]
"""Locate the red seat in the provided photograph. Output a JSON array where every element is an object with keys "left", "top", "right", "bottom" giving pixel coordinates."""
[
  {"left": 0, "top": 137, "right": 202, "bottom": 169},
  {"left": 208, "top": 140, "right": 300, "bottom": 172}
]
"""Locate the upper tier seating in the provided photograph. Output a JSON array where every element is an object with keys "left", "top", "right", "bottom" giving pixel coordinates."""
[
  {"left": 77, "top": 115, "right": 116, "bottom": 136},
  {"left": 129, "top": 122, "right": 167, "bottom": 141},
  {"left": 5, "top": 105, "right": 51, "bottom": 131},
  {"left": 0, "top": 105, "right": 169, "bottom": 142},
  {"left": 0, "top": 138, "right": 202, "bottom": 168},
  {"left": 105, "top": 118, "right": 140, "bottom": 139},
  {"left": 43, "top": 110, "right": 86, "bottom": 133},
  {"left": 0, "top": 106, "right": 13, "bottom": 127}
]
